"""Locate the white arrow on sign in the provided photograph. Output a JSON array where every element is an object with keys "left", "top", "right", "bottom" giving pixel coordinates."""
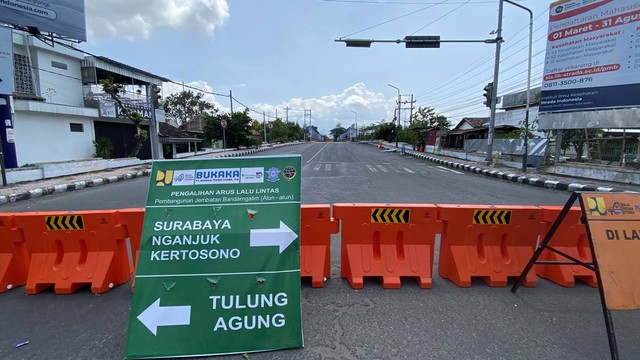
[
  {"left": 138, "top": 298, "right": 191, "bottom": 336},
  {"left": 250, "top": 221, "right": 298, "bottom": 254}
]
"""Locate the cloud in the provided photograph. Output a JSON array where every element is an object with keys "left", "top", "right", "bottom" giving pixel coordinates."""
[
  {"left": 253, "top": 83, "right": 395, "bottom": 134},
  {"left": 159, "top": 82, "right": 396, "bottom": 135},
  {"left": 86, "top": 0, "right": 230, "bottom": 40}
]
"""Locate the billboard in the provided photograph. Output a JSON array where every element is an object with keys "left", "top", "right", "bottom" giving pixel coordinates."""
[
  {"left": 539, "top": 0, "right": 640, "bottom": 114},
  {"left": 0, "top": 0, "right": 86, "bottom": 41},
  {"left": 0, "top": 27, "right": 14, "bottom": 95}
]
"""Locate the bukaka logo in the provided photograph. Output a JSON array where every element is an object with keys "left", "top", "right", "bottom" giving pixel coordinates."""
[{"left": 195, "top": 168, "right": 241, "bottom": 184}]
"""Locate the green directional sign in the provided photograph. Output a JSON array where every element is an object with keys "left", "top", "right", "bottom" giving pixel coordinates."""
[{"left": 125, "top": 155, "right": 303, "bottom": 359}]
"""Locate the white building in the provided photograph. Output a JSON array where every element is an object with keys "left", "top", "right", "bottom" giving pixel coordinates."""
[{"left": 7, "top": 30, "right": 169, "bottom": 167}]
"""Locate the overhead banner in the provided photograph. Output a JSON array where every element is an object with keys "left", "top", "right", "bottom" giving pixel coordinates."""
[
  {"left": 539, "top": 0, "right": 640, "bottom": 113},
  {"left": 0, "top": 27, "right": 14, "bottom": 95},
  {"left": 0, "top": 0, "right": 86, "bottom": 41},
  {"left": 125, "top": 155, "right": 303, "bottom": 359},
  {"left": 581, "top": 193, "right": 640, "bottom": 310}
]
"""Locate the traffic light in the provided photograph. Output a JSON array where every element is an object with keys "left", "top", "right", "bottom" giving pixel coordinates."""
[{"left": 483, "top": 82, "right": 494, "bottom": 108}]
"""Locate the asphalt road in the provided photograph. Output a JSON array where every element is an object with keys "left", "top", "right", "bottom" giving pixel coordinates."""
[{"left": 1, "top": 142, "right": 638, "bottom": 359}]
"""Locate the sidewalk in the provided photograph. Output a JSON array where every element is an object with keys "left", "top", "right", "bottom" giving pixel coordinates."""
[
  {"left": 0, "top": 146, "right": 280, "bottom": 205},
  {"left": 374, "top": 141, "right": 639, "bottom": 194}
]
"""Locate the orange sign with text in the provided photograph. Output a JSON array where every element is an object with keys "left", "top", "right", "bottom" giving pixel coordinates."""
[{"left": 581, "top": 193, "right": 640, "bottom": 310}]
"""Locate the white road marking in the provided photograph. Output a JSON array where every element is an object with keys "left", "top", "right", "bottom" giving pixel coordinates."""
[
  {"left": 376, "top": 165, "right": 389, "bottom": 172},
  {"left": 437, "top": 166, "right": 464, "bottom": 175},
  {"left": 367, "top": 164, "right": 378, "bottom": 172},
  {"left": 306, "top": 143, "right": 329, "bottom": 163},
  {"left": 402, "top": 167, "right": 415, "bottom": 174}
]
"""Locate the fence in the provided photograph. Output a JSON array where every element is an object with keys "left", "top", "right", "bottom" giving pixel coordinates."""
[{"left": 551, "top": 130, "right": 640, "bottom": 167}]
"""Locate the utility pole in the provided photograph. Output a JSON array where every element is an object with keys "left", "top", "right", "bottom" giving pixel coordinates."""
[
  {"left": 409, "top": 94, "right": 415, "bottom": 125},
  {"left": 263, "top": 111, "right": 267, "bottom": 143},
  {"left": 229, "top": 90, "right": 233, "bottom": 114},
  {"left": 283, "top": 106, "right": 290, "bottom": 123},
  {"left": 399, "top": 95, "right": 416, "bottom": 127},
  {"left": 397, "top": 95, "right": 401, "bottom": 135},
  {"left": 147, "top": 83, "right": 160, "bottom": 160},
  {"left": 303, "top": 109, "right": 312, "bottom": 141},
  {"left": 486, "top": 0, "right": 504, "bottom": 164},
  {"left": 275, "top": 108, "right": 278, "bottom": 120},
  {"left": 387, "top": 84, "right": 401, "bottom": 148}
]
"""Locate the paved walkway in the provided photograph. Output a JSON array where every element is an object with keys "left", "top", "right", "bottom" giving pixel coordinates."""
[
  {"left": 375, "top": 141, "right": 639, "bottom": 194},
  {"left": 0, "top": 147, "right": 273, "bottom": 205},
  {"left": 1, "top": 142, "right": 637, "bottom": 206}
]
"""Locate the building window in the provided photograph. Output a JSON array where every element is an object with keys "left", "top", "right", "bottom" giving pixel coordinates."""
[
  {"left": 70, "top": 123, "right": 84, "bottom": 132},
  {"left": 51, "top": 60, "right": 68, "bottom": 70},
  {"left": 14, "top": 54, "right": 36, "bottom": 95}
]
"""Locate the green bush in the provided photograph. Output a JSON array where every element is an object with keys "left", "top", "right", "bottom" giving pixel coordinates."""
[{"left": 94, "top": 137, "right": 113, "bottom": 159}]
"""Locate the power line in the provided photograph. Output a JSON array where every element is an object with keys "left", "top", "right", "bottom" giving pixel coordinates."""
[
  {"left": 323, "top": 0, "right": 497, "bottom": 4},
  {"left": 414, "top": 7, "right": 549, "bottom": 101},
  {"left": 339, "top": 1, "right": 447, "bottom": 39},
  {"left": 410, "top": 0, "right": 472, "bottom": 35}
]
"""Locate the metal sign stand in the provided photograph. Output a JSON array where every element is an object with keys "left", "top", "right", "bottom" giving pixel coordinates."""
[
  {"left": 512, "top": 191, "right": 618, "bottom": 360},
  {"left": 0, "top": 150, "right": 6, "bottom": 186}
]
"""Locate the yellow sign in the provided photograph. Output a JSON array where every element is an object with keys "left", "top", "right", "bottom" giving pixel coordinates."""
[
  {"left": 472, "top": 210, "right": 511, "bottom": 224},
  {"left": 371, "top": 208, "right": 410, "bottom": 223},
  {"left": 45, "top": 215, "right": 84, "bottom": 230},
  {"left": 581, "top": 193, "right": 640, "bottom": 310}
]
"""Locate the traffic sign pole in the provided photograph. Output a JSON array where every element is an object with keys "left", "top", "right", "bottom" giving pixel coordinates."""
[{"left": 221, "top": 119, "right": 227, "bottom": 151}]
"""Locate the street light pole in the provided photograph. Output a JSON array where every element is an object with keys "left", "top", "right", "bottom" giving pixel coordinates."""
[
  {"left": 387, "top": 84, "right": 400, "bottom": 148},
  {"left": 485, "top": 0, "right": 504, "bottom": 164},
  {"left": 350, "top": 110, "right": 358, "bottom": 140},
  {"left": 504, "top": 0, "right": 533, "bottom": 172}
]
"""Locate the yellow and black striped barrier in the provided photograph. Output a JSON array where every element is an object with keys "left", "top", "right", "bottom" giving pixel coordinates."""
[
  {"left": 472, "top": 210, "right": 511, "bottom": 225},
  {"left": 45, "top": 215, "right": 84, "bottom": 230},
  {"left": 371, "top": 208, "right": 410, "bottom": 223}
]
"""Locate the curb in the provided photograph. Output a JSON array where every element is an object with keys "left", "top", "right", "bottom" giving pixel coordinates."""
[
  {"left": 0, "top": 169, "right": 153, "bottom": 205},
  {"left": 369, "top": 142, "right": 626, "bottom": 193},
  {"left": 0, "top": 143, "right": 293, "bottom": 205}
]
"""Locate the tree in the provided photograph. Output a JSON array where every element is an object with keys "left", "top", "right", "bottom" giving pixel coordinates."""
[
  {"left": 397, "top": 128, "right": 420, "bottom": 144},
  {"left": 265, "top": 118, "right": 304, "bottom": 143},
  {"left": 267, "top": 118, "right": 288, "bottom": 142},
  {"left": 100, "top": 76, "right": 147, "bottom": 158},
  {"left": 372, "top": 121, "right": 397, "bottom": 142},
  {"left": 203, "top": 109, "right": 255, "bottom": 148},
  {"left": 552, "top": 128, "right": 603, "bottom": 162},
  {"left": 411, "top": 106, "right": 451, "bottom": 130},
  {"left": 329, "top": 123, "right": 347, "bottom": 141},
  {"left": 505, "top": 115, "right": 540, "bottom": 140},
  {"left": 285, "top": 121, "right": 304, "bottom": 141},
  {"left": 163, "top": 90, "right": 217, "bottom": 126},
  {"left": 250, "top": 119, "right": 262, "bottom": 133}
]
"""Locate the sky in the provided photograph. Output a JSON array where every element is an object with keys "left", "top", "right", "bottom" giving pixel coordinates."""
[{"left": 81, "top": 0, "right": 553, "bottom": 135}]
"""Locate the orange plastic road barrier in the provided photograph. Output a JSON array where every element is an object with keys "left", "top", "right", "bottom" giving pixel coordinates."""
[
  {"left": 300, "top": 205, "right": 339, "bottom": 287},
  {"left": 438, "top": 205, "right": 543, "bottom": 287},
  {"left": 117, "top": 208, "right": 145, "bottom": 292},
  {"left": 14, "top": 210, "right": 133, "bottom": 294},
  {"left": 334, "top": 203, "right": 441, "bottom": 289},
  {"left": 0, "top": 214, "right": 30, "bottom": 293},
  {"left": 537, "top": 206, "right": 597, "bottom": 287}
]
